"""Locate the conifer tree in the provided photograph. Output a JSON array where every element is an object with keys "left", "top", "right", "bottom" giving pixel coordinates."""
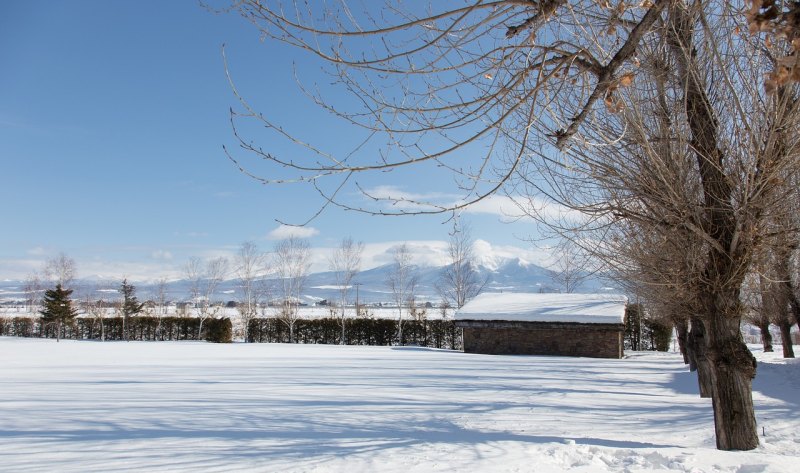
[
  {"left": 40, "top": 284, "right": 78, "bottom": 342},
  {"left": 120, "top": 279, "right": 144, "bottom": 342}
]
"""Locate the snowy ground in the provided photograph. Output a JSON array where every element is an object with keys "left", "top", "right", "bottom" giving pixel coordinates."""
[{"left": 0, "top": 338, "right": 797, "bottom": 472}]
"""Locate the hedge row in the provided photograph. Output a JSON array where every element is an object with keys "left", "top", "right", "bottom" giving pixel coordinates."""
[
  {"left": 247, "top": 317, "right": 462, "bottom": 349},
  {"left": 0, "top": 316, "right": 459, "bottom": 349},
  {"left": 0, "top": 316, "right": 232, "bottom": 343}
]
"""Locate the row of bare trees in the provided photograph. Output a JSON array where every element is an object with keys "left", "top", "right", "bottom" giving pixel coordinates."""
[
  {"left": 16, "top": 228, "right": 492, "bottom": 344},
  {"left": 221, "top": 0, "right": 800, "bottom": 451}
]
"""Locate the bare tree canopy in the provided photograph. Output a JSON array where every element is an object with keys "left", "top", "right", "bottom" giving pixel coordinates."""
[
  {"left": 43, "top": 252, "right": 76, "bottom": 289},
  {"left": 235, "top": 241, "right": 267, "bottom": 341},
  {"left": 184, "top": 256, "right": 230, "bottom": 337},
  {"left": 223, "top": 0, "right": 676, "bottom": 219},
  {"left": 436, "top": 221, "right": 484, "bottom": 308},
  {"left": 328, "top": 237, "right": 364, "bottom": 343},
  {"left": 273, "top": 236, "right": 312, "bottom": 342},
  {"left": 387, "top": 242, "right": 417, "bottom": 342}
]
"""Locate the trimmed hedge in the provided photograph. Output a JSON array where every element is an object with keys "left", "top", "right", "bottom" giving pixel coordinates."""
[
  {"left": 0, "top": 316, "right": 232, "bottom": 343},
  {"left": 247, "top": 317, "right": 462, "bottom": 349},
  {"left": 0, "top": 316, "right": 458, "bottom": 348}
]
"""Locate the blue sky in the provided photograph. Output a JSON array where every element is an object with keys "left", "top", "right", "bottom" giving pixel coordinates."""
[{"left": 0, "top": 1, "right": 548, "bottom": 281}]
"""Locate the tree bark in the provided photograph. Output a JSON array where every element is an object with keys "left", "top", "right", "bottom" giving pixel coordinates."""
[
  {"left": 777, "top": 318, "right": 796, "bottom": 358},
  {"left": 787, "top": 288, "right": 800, "bottom": 331},
  {"left": 705, "top": 315, "right": 759, "bottom": 451},
  {"left": 688, "top": 317, "right": 713, "bottom": 398},
  {"left": 756, "top": 319, "right": 774, "bottom": 353},
  {"left": 774, "top": 251, "right": 797, "bottom": 358},
  {"left": 674, "top": 317, "right": 690, "bottom": 364}
]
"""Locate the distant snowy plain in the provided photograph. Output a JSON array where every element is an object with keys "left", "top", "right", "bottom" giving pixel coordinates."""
[{"left": 0, "top": 338, "right": 797, "bottom": 472}]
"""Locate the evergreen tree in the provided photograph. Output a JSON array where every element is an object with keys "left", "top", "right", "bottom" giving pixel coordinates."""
[
  {"left": 120, "top": 279, "right": 144, "bottom": 342},
  {"left": 40, "top": 284, "right": 78, "bottom": 342}
]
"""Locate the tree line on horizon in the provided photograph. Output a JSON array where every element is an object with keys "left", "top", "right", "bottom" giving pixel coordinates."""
[{"left": 14, "top": 223, "right": 488, "bottom": 344}]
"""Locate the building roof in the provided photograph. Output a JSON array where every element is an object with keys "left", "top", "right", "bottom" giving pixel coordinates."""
[{"left": 455, "top": 293, "right": 627, "bottom": 325}]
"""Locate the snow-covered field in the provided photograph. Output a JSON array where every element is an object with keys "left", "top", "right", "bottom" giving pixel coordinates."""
[{"left": 0, "top": 338, "right": 797, "bottom": 472}]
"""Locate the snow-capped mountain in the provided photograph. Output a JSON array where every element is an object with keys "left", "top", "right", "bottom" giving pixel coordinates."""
[{"left": 0, "top": 256, "right": 614, "bottom": 305}]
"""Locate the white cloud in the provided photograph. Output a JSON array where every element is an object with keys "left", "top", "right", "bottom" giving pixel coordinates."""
[
  {"left": 312, "top": 239, "right": 559, "bottom": 273},
  {"left": 459, "top": 195, "right": 524, "bottom": 218},
  {"left": 267, "top": 224, "right": 320, "bottom": 240},
  {"left": 471, "top": 239, "right": 557, "bottom": 270},
  {"left": 364, "top": 240, "right": 450, "bottom": 268},
  {"left": 309, "top": 240, "right": 450, "bottom": 273},
  {"left": 0, "top": 259, "right": 46, "bottom": 280},
  {"left": 361, "top": 185, "right": 474, "bottom": 213},
  {"left": 361, "top": 185, "right": 585, "bottom": 226},
  {"left": 26, "top": 247, "right": 47, "bottom": 256},
  {"left": 77, "top": 260, "right": 184, "bottom": 283},
  {"left": 363, "top": 185, "right": 455, "bottom": 207},
  {"left": 151, "top": 250, "right": 173, "bottom": 261},
  {"left": 361, "top": 185, "right": 574, "bottom": 222}
]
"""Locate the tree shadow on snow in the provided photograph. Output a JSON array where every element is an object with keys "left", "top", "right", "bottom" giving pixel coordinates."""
[{"left": 0, "top": 416, "right": 674, "bottom": 462}]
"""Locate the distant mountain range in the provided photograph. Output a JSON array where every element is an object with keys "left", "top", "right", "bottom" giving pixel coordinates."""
[{"left": 0, "top": 256, "right": 616, "bottom": 305}]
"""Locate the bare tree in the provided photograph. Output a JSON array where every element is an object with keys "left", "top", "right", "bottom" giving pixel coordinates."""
[
  {"left": 82, "top": 283, "right": 111, "bottom": 342},
  {"left": 221, "top": 0, "right": 800, "bottom": 450},
  {"left": 273, "top": 237, "right": 311, "bottom": 343},
  {"left": 185, "top": 257, "right": 203, "bottom": 307},
  {"left": 223, "top": 1, "right": 671, "bottom": 219},
  {"left": 153, "top": 278, "right": 169, "bottom": 340},
  {"left": 202, "top": 257, "right": 229, "bottom": 338},
  {"left": 22, "top": 272, "right": 43, "bottom": 314},
  {"left": 408, "top": 296, "right": 426, "bottom": 322},
  {"left": 436, "top": 221, "right": 484, "bottom": 308},
  {"left": 761, "top": 241, "right": 798, "bottom": 358},
  {"left": 185, "top": 256, "right": 229, "bottom": 339},
  {"left": 550, "top": 238, "right": 595, "bottom": 294},
  {"left": 387, "top": 243, "right": 416, "bottom": 344},
  {"left": 741, "top": 273, "right": 774, "bottom": 353},
  {"left": 328, "top": 237, "right": 364, "bottom": 344},
  {"left": 612, "top": 221, "right": 714, "bottom": 398},
  {"left": 516, "top": 5, "right": 798, "bottom": 450},
  {"left": 43, "top": 252, "right": 76, "bottom": 289},
  {"left": 235, "top": 241, "right": 266, "bottom": 341}
]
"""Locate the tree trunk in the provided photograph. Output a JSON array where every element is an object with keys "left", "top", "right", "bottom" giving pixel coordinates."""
[
  {"left": 775, "top": 253, "right": 797, "bottom": 358},
  {"left": 674, "top": 317, "right": 689, "bottom": 364},
  {"left": 667, "top": 3, "right": 759, "bottom": 450},
  {"left": 688, "top": 317, "right": 713, "bottom": 398},
  {"left": 788, "top": 288, "right": 800, "bottom": 330},
  {"left": 398, "top": 318, "right": 404, "bottom": 345},
  {"left": 777, "top": 318, "right": 796, "bottom": 358},
  {"left": 705, "top": 315, "right": 759, "bottom": 451},
  {"left": 756, "top": 318, "right": 773, "bottom": 352}
]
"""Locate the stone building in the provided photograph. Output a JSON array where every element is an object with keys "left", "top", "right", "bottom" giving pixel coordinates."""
[{"left": 455, "top": 293, "right": 627, "bottom": 358}]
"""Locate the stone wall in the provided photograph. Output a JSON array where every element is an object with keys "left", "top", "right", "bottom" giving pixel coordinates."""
[{"left": 457, "top": 320, "right": 624, "bottom": 358}]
